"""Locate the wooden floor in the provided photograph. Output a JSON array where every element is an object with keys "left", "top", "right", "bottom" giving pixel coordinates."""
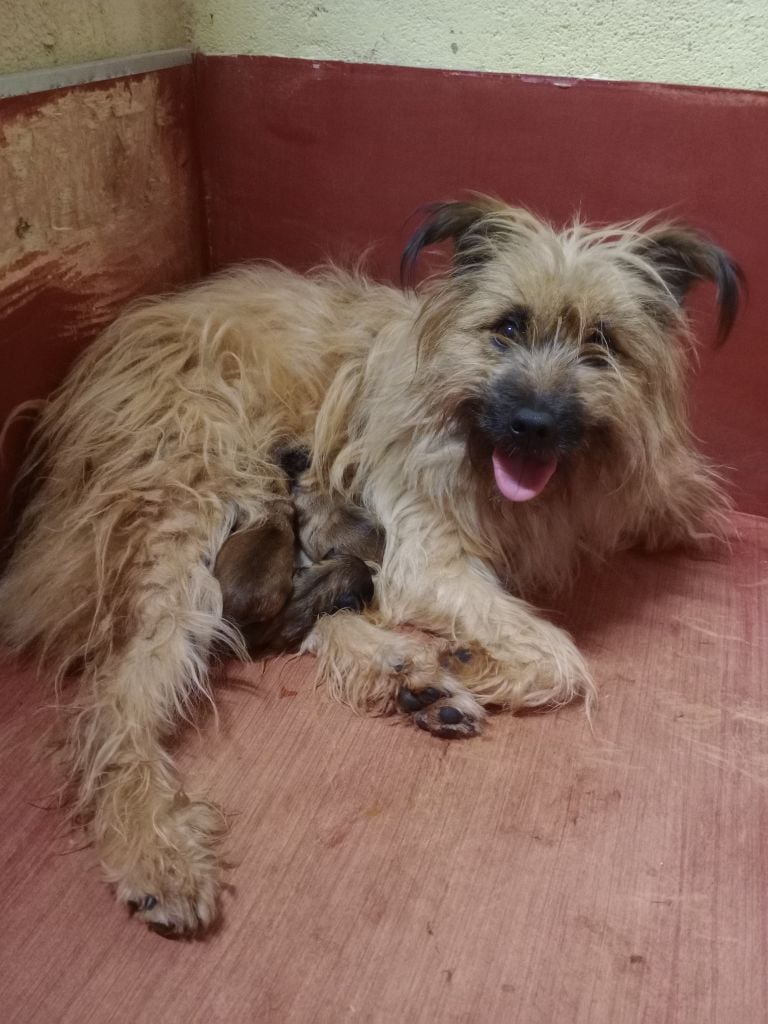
[{"left": 1, "top": 512, "right": 766, "bottom": 1024}]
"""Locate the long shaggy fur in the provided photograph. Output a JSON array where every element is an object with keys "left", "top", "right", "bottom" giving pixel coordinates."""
[{"left": 0, "top": 198, "right": 740, "bottom": 934}]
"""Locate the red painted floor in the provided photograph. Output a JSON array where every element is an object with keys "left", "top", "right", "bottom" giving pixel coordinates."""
[{"left": 2, "top": 512, "right": 766, "bottom": 1024}]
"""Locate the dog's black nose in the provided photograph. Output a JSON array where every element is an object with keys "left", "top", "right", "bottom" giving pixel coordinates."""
[
  {"left": 510, "top": 407, "right": 556, "bottom": 444},
  {"left": 479, "top": 381, "right": 584, "bottom": 457}
]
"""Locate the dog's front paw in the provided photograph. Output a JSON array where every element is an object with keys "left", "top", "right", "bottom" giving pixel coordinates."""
[
  {"left": 305, "top": 614, "right": 451, "bottom": 714},
  {"left": 105, "top": 795, "right": 225, "bottom": 938},
  {"left": 397, "top": 674, "right": 486, "bottom": 738},
  {"left": 500, "top": 620, "right": 595, "bottom": 712},
  {"left": 518, "top": 618, "right": 593, "bottom": 708},
  {"left": 450, "top": 628, "right": 595, "bottom": 714}
]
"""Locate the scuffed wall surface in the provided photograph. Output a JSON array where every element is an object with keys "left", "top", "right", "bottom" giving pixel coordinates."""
[
  {"left": 191, "top": 0, "right": 768, "bottom": 91},
  {"left": 1, "top": 76, "right": 195, "bottom": 275},
  {"left": 0, "top": 68, "right": 203, "bottom": 528},
  {"left": 0, "top": 0, "right": 190, "bottom": 74}
]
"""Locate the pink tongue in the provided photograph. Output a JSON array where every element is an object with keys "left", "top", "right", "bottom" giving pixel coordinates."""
[{"left": 492, "top": 448, "right": 557, "bottom": 502}]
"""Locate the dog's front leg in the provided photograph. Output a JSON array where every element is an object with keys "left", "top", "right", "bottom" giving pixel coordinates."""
[
  {"left": 378, "top": 525, "right": 595, "bottom": 720},
  {"left": 304, "top": 610, "right": 490, "bottom": 736}
]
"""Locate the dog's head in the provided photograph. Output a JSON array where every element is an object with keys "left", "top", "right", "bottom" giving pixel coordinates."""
[{"left": 401, "top": 198, "right": 743, "bottom": 504}]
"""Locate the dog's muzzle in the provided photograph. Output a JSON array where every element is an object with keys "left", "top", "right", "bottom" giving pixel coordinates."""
[{"left": 478, "top": 383, "right": 584, "bottom": 502}]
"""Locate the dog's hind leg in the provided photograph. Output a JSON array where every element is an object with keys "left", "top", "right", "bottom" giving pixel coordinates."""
[
  {"left": 303, "top": 613, "right": 487, "bottom": 737},
  {"left": 64, "top": 504, "right": 238, "bottom": 936}
]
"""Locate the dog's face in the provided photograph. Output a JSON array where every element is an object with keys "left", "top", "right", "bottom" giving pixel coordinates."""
[{"left": 403, "top": 200, "right": 742, "bottom": 503}]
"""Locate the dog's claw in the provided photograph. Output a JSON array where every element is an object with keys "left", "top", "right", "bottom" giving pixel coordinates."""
[{"left": 127, "top": 895, "right": 157, "bottom": 915}]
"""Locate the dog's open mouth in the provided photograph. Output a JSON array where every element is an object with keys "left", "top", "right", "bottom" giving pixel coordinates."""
[{"left": 492, "top": 448, "right": 557, "bottom": 502}]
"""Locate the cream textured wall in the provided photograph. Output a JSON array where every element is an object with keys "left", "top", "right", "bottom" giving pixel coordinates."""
[
  {"left": 191, "top": 0, "right": 768, "bottom": 91},
  {"left": 0, "top": 0, "right": 190, "bottom": 75}
]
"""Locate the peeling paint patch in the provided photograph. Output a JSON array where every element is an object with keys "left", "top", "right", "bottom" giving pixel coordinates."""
[
  {"left": 0, "top": 68, "right": 203, "bottom": 531},
  {"left": 1, "top": 74, "right": 195, "bottom": 263}
]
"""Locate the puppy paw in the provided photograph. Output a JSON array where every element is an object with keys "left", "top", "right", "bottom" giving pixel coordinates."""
[
  {"left": 397, "top": 676, "right": 485, "bottom": 738},
  {"left": 106, "top": 796, "right": 225, "bottom": 938}
]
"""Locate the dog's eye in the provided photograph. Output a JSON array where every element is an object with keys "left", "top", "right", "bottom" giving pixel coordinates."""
[
  {"left": 490, "top": 309, "right": 528, "bottom": 350},
  {"left": 582, "top": 322, "right": 619, "bottom": 367}
]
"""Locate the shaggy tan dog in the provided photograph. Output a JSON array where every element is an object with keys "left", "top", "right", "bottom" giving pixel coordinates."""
[{"left": 0, "top": 199, "right": 741, "bottom": 935}]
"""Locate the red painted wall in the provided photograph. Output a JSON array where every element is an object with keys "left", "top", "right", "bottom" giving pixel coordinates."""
[
  {"left": 2, "top": 55, "right": 766, "bottom": 521},
  {"left": 0, "top": 66, "right": 205, "bottom": 533},
  {"left": 195, "top": 55, "right": 768, "bottom": 515}
]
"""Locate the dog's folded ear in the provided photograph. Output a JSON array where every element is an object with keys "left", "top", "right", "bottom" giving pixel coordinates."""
[
  {"left": 400, "top": 200, "right": 502, "bottom": 286},
  {"left": 635, "top": 226, "right": 745, "bottom": 344}
]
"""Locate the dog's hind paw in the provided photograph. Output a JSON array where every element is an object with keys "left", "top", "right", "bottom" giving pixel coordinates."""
[
  {"left": 121, "top": 871, "right": 219, "bottom": 939},
  {"left": 108, "top": 796, "right": 225, "bottom": 938},
  {"left": 398, "top": 677, "right": 485, "bottom": 738}
]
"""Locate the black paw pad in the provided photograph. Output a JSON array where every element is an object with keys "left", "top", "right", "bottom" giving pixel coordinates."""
[
  {"left": 398, "top": 688, "right": 424, "bottom": 712},
  {"left": 149, "top": 921, "right": 179, "bottom": 939},
  {"left": 398, "top": 686, "right": 445, "bottom": 713},
  {"left": 438, "top": 706, "right": 464, "bottom": 725}
]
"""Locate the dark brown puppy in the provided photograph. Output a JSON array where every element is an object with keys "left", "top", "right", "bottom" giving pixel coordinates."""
[
  {"left": 214, "top": 501, "right": 296, "bottom": 629},
  {"left": 279, "top": 442, "right": 385, "bottom": 565},
  {"left": 214, "top": 452, "right": 382, "bottom": 654},
  {"left": 293, "top": 477, "right": 385, "bottom": 563},
  {"left": 215, "top": 519, "right": 375, "bottom": 653}
]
